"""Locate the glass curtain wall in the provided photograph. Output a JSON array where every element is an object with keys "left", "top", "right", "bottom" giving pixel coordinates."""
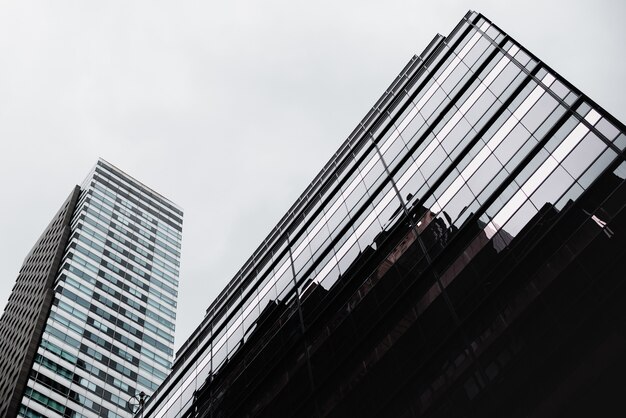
[{"left": 143, "top": 10, "right": 625, "bottom": 418}]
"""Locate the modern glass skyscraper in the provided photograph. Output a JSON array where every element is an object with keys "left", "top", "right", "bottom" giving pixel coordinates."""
[
  {"left": 0, "top": 159, "right": 183, "bottom": 418},
  {"left": 145, "top": 10, "right": 626, "bottom": 418}
]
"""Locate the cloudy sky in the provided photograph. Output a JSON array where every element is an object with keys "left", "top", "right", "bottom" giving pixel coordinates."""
[{"left": 0, "top": 0, "right": 624, "bottom": 353}]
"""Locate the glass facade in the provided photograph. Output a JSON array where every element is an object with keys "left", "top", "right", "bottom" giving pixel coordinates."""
[
  {"left": 1, "top": 159, "right": 183, "bottom": 418},
  {"left": 142, "top": 10, "right": 626, "bottom": 418}
]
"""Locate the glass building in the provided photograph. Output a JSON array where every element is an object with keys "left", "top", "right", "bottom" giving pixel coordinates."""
[
  {"left": 143, "top": 10, "right": 626, "bottom": 418},
  {"left": 0, "top": 159, "right": 183, "bottom": 418}
]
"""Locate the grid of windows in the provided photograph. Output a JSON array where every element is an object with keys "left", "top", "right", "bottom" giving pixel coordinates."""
[
  {"left": 7, "top": 159, "right": 184, "bottom": 418},
  {"left": 142, "top": 10, "right": 625, "bottom": 418},
  {"left": 0, "top": 186, "right": 80, "bottom": 418}
]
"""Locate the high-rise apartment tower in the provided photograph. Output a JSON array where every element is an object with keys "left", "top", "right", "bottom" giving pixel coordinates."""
[
  {"left": 0, "top": 159, "right": 183, "bottom": 418},
  {"left": 144, "top": 10, "right": 626, "bottom": 418}
]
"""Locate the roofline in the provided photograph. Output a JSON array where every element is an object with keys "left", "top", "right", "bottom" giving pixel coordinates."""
[{"left": 96, "top": 157, "right": 184, "bottom": 214}]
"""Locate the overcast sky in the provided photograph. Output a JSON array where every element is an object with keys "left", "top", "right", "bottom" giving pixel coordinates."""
[{"left": 0, "top": 0, "right": 624, "bottom": 354}]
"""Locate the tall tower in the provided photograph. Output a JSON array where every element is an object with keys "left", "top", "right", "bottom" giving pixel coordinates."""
[
  {"left": 0, "top": 159, "right": 183, "bottom": 418},
  {"left": 142, "top": 10, "right": 626, "bottom": 418}
]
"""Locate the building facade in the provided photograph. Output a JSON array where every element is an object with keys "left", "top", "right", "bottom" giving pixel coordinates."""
[
  {"left": 143, "top": 10, "right": 626, "bottom": 418},
  {"left": 0, "top": 159, "right": 183, "bottom": 418}
]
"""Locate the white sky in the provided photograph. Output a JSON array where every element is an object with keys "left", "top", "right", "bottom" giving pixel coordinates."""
[{"left": 0, "top": 0, "right": 624, "bottom": 354}]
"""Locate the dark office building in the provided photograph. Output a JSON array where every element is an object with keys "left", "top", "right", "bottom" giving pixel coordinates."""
[
  {"left": 0, "top": 187, "right": 80, "bottom": 418},
  {"left": 142, "top": 11, "right": 626, "bottom": 418},
  {"left": 0, "top": 159, "right": 183, "bottom": 418}
]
